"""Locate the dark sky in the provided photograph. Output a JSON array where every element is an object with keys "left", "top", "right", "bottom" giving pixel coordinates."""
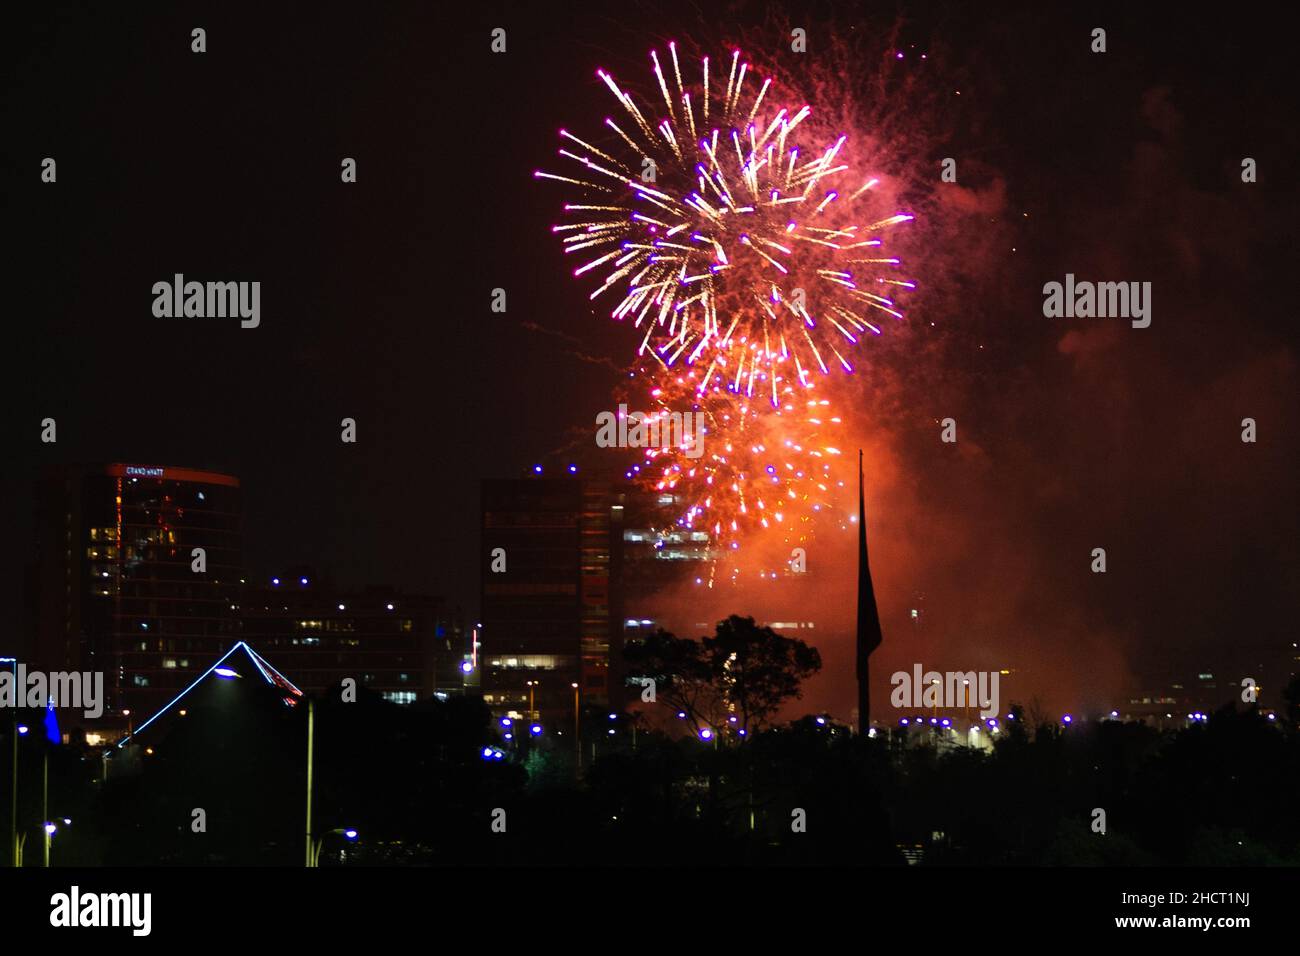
[{"left": 4, "top": 2, "right": 1296, "bottom": 713}]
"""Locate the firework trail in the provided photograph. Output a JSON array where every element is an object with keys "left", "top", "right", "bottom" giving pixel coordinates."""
[{"left": 537, "top": 44, "right": 915, "bottom": 407}]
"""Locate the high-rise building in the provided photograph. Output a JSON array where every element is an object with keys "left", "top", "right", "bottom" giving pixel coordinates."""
[
  {"left": 480, "top": 476, "right": 622, "bottom": 721},
  {"left": 239, "top": 570, "right": 468, "bottom": 703},
  {"left": 617, "top": 487, "right": 711, "bottom": 652},
  {"left": 35, "top": 463, "right": 243, "bottom": 724}
]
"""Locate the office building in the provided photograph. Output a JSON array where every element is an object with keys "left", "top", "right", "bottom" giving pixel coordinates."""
[{"left": 34, "top": 463, "right": 242, "bottom": 723}]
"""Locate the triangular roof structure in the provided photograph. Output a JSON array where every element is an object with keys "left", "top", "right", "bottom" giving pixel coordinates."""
[{"left": 112, "top": 641, "right": 302, "bottom": 751}]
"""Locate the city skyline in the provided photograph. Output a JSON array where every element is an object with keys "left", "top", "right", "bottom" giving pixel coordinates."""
[
  {"left": 8, "top": 457, "right": 1293, "bottom": 729},
  {"left": 2, "top": 3, "right": 1296, "bottom": 922},
  {"left": 6, "top": 2, "right": 1294, "bottom": 727}
]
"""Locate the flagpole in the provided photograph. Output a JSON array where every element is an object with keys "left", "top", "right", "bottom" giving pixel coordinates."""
[
  {"left": 856, "top": 449, "right": 883, "bottom": 735},
  {"left": 858, "top": 450, "right": 869, "bottom": 733}
]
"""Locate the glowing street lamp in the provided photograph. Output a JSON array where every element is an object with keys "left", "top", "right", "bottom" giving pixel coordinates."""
[{"left": 309, "top": 827, "right": 359, "bottom": 867}]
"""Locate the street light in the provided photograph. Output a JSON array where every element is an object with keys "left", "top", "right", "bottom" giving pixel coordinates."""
[
  {"left": 525, "top": 680, "right": 540, "bottom": 720},
  {"left": 309, "top": 827, "right": 359, "bottom": 867},
  {"left": 43, "top": 822, "right": 56, "bottom": 867}
]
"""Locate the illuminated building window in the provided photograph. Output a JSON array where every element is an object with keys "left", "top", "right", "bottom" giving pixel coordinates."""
[{"left": 487, "top": 655, "right": 566, "bottom": 670}]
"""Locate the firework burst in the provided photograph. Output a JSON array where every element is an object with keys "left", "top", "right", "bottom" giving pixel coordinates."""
[
  {"left": 624, "top": 365, "right": 845, "bottom": 554},
  {"left": 538, "top": 44, "right": 915, "bottom": 406}
]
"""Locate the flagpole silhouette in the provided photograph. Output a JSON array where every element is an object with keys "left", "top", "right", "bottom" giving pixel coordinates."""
[{"left": 857, "top": 450, "right": 883, "bottom": 733}]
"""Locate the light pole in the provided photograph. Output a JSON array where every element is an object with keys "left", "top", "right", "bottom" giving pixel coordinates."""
[
  {"left": 8, "top": 711, "right": 15, "bottom": 867},
  {"left": 5, "top": 657, "right": 16, "bottom": 868},
  {"left": 571, "top": 682, "right": 581, "bottom": 770},
  {"left": 11, "top": 722, "right": 30, "bottom": 867},
  {"left": 304, "top": 698, "right": 314, "bottom": 868},
  {"left": 41, "top": 750, "right": 47, "bottom": 867}
]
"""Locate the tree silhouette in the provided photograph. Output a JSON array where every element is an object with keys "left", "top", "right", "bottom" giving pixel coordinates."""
[{"left": 624, "top": 615, "right": 821, "bottom": 737}]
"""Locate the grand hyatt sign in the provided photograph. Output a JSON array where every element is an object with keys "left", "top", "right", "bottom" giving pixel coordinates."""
[{"left": 104, "top": 464, "right": 240, "bottom": 489}]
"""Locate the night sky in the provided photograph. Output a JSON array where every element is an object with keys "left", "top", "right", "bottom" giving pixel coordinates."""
[{"left": 5, "top": 2, "right": 1296, "bottom": 716}]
